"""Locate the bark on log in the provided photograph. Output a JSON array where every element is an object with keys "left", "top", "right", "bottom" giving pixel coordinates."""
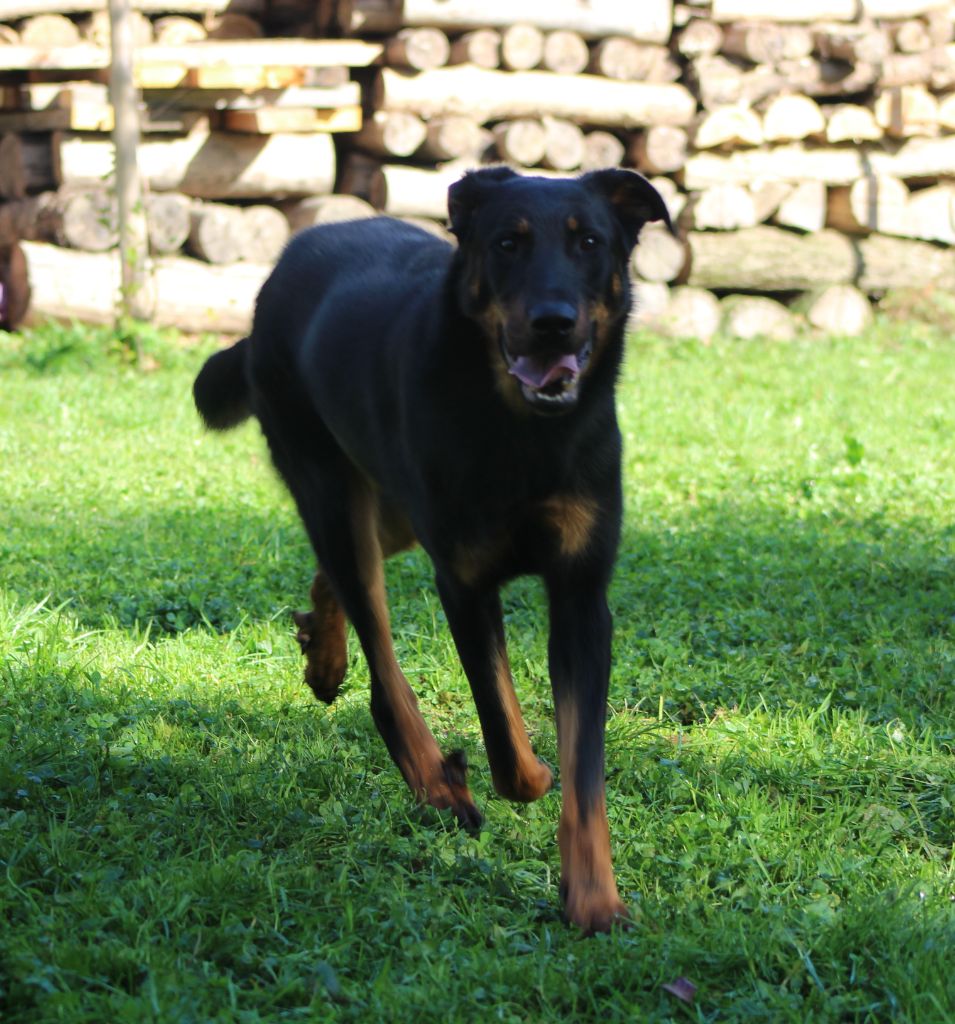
[
  {"left": 684, "top": 184, "right": 758, "bottom": 230},
  {"left": 880, "top": 49, "right": 940, "bottom": 87},
  {"left": 800, "top": 284, "right": 874, "bottom": 334},
  {"left": 541, "top": 31, "right": 590, "bottom": 75},
  {"left": 240, "top": 204, "right": 289, "bottom": 264},
  {"left": 630, "top": 125, "right": 689, "bottom": 174},
  {"left": 580, "top": 130, "right": 625, "bottom": 171},
  {"left": 721, "top": 22, "right": 813, "bottom": 63},
  {"left": 588, "top": 39, "right": 678, "bottom": 82},
  {"left": 812, "top": 23, "right": 890, "bottom": 64},
  {"left": 540, "top": 117, "right": 585, "bottom": 172},
  {"left": 374, "top": 66, "right": 697, "bottom": 129},
  {"left": 856, "top": 233, "right": 955, "bottom": 291},
  {"left": 500, "top": 24, "right": 544, "bottom": 71},
  {"left": 682, "top": 140, "right": 955, "bottom": 189},
  {"left": 773, "top": 179, "right": 827, "bottom": 232},
  {"left": 721, "top": 295, "right": 796, "bottom": 341},
  {"left": 687, "top": 226, "right": 857, "bottom": 290},
  {"left": 41, "top": 187, "right": 118, "bottom": 250},
  {"left": 631, "top": 223, "right": 687, "bottom": 282},
  {"left": 493, "top": 120, "right": 547, "bottom": 167},
  {"left": 20, "top": 240, "right": 273, "bottom": 333},
  {"left": 284, "top": 193, "right": 377, "bottom": 232},
  {"left": 146, "top": 191, "right": 191, "bottom": 254},
  {"left": 353, "top": 110, "right": 428, "bottom": 158},
  {"left": 827, "top": 175, "right": 910, "bottom": 235},
  {"left": 188, "top": 202, "right": 247, "bottom": 264},
  {"left": 205, "top": 13, "right": 263, "bottom": 39},
  {"left": 448, "top": 29, "right": 501, "bottom": 69},
  {"left": 418, "top": 116, "right": 490, "bottom": 161},
  {"left": 385, "top": 28, "right": 450, "bottom": 71},
  {"left": 676, "top": 19, "right": 724, "bottom": 59},
  {"left": 58, "top": 131, "right": 336, "bottom": 199},
  {"left": 152, "top": 16, "right": 206, "bottom": 46}
]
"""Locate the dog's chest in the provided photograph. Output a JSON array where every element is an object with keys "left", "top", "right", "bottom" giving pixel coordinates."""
[{"left": 443, "top": 492, "right": 600, "bottom": 586}]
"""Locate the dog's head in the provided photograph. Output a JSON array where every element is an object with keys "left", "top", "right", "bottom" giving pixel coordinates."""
[{"left": 448, "top": 167, "right": 670, "bottom": 414}]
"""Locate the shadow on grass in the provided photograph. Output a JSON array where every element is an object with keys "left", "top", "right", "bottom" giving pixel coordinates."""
[{"left": 5, "top": 494, "right": 953, "bottom": 729}]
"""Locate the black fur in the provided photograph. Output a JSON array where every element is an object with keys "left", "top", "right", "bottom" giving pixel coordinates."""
[{"left": 194, "top": 168, "right": 670, "bottom": 933}]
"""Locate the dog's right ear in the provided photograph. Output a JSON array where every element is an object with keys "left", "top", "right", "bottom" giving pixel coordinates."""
[{"left": 448, "top": 166, "right": 519, "bottom": 240}]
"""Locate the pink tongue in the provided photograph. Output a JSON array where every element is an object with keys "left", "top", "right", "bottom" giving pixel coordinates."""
[{"left": 508, "top": 352, "right": 580, "bottom": 388}]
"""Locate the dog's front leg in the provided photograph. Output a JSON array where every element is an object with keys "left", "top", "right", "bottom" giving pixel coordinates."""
[
  {"left": 546, "top": 576, "right": 628, "bottom": 934},
  {"left": 436, "top": 575, "right": 553, "bottom": 803}
]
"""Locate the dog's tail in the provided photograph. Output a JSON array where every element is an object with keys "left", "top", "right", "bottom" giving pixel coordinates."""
[{"left": 193, "top": 336, "right": 252, "bottom": 431}]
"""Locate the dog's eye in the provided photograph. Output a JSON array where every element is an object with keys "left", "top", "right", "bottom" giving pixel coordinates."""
[
  {"left": 495, "top": 235, "right": 518, "bottom": 253},
  {"left": 579, "top": 233, "right": 600, "bottom": 252}
]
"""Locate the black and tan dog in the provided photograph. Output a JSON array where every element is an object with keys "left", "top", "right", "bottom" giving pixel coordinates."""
[{"left": 194, "top": 166, "right": 670, "bottom": 933}]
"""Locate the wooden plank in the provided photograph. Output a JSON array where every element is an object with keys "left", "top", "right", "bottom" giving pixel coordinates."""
[
  {"left": 136, "top": 65, "right": 305, "bottom": 90},
  {"left": 0, "top": 0, "right": 264, "bottom": 15},
  {"left": 143, "top": 83, "right": 362, "bottom": 111},
  {"left": 219, "top": 105, "right": 362, "bottom": 134},
  {"left": 396, "top": 0, "right": 673, "bottom": 43},
  {"left": 0, "top": 106, "right": 113, "bottom": 131},
  {"left": 0, "top": 39, "right": 383, "bottom": 73}
]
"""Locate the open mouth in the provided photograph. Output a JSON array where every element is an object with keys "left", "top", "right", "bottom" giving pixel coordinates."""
[{"left": 501, "top": 334, "right": 593, "bottom": 411}]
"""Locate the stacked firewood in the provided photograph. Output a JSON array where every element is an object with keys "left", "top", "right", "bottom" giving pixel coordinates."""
[{"left": 0, "top": 0, "right": 953, "bottom": 336}]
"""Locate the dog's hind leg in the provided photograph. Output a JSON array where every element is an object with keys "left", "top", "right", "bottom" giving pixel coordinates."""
[
  {"left": 281, "top": 453, "right": 481, "bottom": 828},
  {"left": 437, "top": 578, "right": 553, "bottom": 804}
]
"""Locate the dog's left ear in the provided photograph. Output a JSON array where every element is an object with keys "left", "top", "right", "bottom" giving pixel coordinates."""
[
  {"left": 448, "top": 166, "right": 519, "bottom": 240},
  {"left": 580, "top": 168, "right": 673, "bottom": 247}
]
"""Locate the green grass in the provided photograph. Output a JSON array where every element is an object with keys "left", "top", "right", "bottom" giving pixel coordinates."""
[{"left": 1, "top": 319, "right": 953, "bottom": 1023}]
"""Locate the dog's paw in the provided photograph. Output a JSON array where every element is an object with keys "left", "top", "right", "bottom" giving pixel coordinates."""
[
  {"left": 560, "top": 879, "right": 630, "bottom": 936},
  {"left": 292, "top": 609, "right": 347, "bottom": 704},
  {"left": 423, "top": 750, "right": 483, "bottom": 831},
  {"left": 493, "top": 757, "right": 553, "bottom": 803}
]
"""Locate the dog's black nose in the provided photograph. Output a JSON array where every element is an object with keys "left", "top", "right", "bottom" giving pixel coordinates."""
[{"left": 529, "top": 302, "right": 577, "bottom": 338}]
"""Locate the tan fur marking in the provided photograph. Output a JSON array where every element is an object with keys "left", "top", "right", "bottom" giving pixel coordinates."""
[
  {"left": 567, "top": 215, "right": 579, "bottom": 232},
  {"left": 542, "top": 495, "right": 598, "bottom": 558},
  {"left": 610, "top": 272, "right": 622, "bottom": 298},
  {"left": 516, "top": 217, "right": 530, "bottom": 234},
  {"left": 490, "top": 648, "right": 553, "bottom": 802},
  {"left": 349, "top": 484, "right": 455, "bottom": 804},
  {"left": 555, "top": 702, "right": 624, "bottom": 933}
]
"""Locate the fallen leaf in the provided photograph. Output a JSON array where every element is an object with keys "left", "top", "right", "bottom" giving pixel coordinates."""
[{"left": 663, "top": 976, "right": 697, "bottom": 1004}]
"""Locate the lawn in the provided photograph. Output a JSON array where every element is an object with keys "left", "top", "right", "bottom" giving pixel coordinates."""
[{"left": 1, "top": 319, "right": 952, "bottom": 1023}]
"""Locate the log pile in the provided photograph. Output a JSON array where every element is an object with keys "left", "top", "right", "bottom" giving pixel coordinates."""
[{"left": 0, "top": 0, "right": 953, "bottom": 336}]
